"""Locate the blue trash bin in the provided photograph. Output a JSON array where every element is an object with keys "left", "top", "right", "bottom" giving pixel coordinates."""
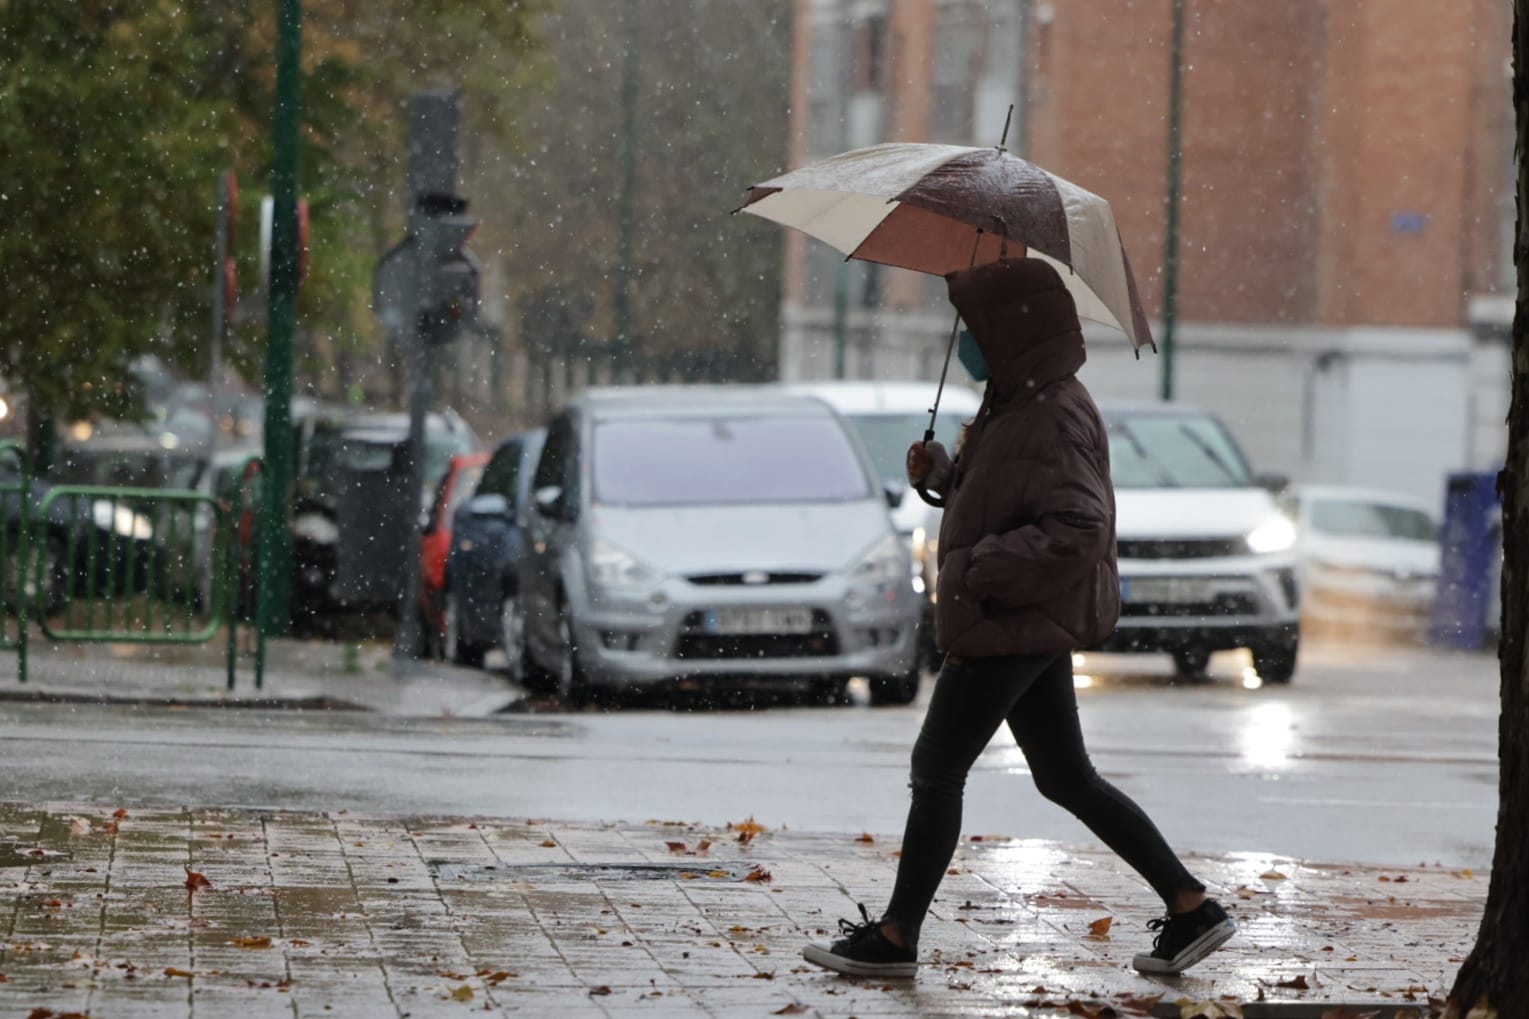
[{"left": 1428, "top": 471, "right": 1501, "bottom": 650}]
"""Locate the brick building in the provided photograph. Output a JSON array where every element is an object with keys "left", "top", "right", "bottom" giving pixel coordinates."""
[{"left": 780, "top": 0, "right": 1513, "bottom": 505}]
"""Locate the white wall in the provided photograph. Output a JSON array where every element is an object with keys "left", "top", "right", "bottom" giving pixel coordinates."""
[{"left": 782, "top": 307, "right": 1504, "bottom": 515}]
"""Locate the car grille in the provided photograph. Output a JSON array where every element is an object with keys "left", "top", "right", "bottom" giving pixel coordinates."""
[
  {"left": 1117, "top": 538, "right": 1248, "bottom": 560},
  {"left": 1120, "top": 594, "right": 1261, "bottom": 618},
  {"left": 686, "top": 572, "right": 824, "bottom": 586},
  {"left": 673, "top": 609, "right": 838, "bottom": 660}
]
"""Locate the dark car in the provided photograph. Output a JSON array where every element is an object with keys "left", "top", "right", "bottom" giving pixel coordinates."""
[{"left": 441, "top": 429, "right": 545, "bottom": 669}]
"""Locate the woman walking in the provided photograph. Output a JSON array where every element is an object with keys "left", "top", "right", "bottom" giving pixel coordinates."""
[{"left": 803, "top": 257, "right": 1234, "bottom": 978}]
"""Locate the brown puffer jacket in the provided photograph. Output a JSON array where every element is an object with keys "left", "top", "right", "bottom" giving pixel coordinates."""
[{"left": 927, "top": 258, "right": 1120, "bottom": 657}]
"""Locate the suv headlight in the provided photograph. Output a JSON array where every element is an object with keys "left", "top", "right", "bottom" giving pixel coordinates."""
[
  {"left": 587, "top": 539, "right": 660, "bottom": 589},
  {"left": 1246, "top": 516, "right": 1297, "bottom": 554},
  {"left": 92, "top": 501, "right": 153, "bottom": 541},
  {"left": 851, "top": 534, "right": 908, "bottom": 587}
]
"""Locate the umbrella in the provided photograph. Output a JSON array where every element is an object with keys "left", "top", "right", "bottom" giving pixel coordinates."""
[{"left": 738, "top": 129, "right": 1154, "bottom": 439}]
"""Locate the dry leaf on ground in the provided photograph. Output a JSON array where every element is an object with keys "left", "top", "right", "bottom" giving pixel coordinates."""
[
  {"left": 1275, "top": 975, "right": 1311, "bottom": 990},
  {"left": 231, "top": 936, "right": 272, "bottom": 949},
  {"left": 745, "top": 865, "right": 773, "bottom": 883},
  {"left": 1087, "top": 916, "right": 1113, "bottom": 938},
  {"left": 856, "top": 833, "right": 875, "bottom": 843},
  {"left": 731, "top": 816, "right": 768, "bottom": 836},
  {"left": 665, "top": 841, "right": 687, "bottom": 853},
  {"left": 449, "top": 985, "right": 473, "bottom": 1001},
  {"left": 773, "top": 1005, "right": 810, "bottom": 1016},
  {"left": 184, "top": 867, "right": 211, "bottom": 892},
  {"left": 111, "top": 808, "right": 128, "bottom": 819},
  {"left": 588, "top": 985, "right": 613, "bottom": 996},
  {"left": 1260, "top": 870, "right": 1287, "bottom": 881},
  {"left": 164, "top": 967, "right": 194, "bottom": 978}
]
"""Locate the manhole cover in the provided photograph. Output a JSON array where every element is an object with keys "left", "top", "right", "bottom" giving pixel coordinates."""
[{"left": 429, "top": 861, "right": 755, "bottom": 883}]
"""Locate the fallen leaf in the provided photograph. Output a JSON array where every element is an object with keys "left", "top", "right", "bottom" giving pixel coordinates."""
[
  {"left": 231, "top": 936, "right": 272, "bottom": 949},
  {"left": 745, "top": 865, "right": 773, "bottom": 883},
  {"left": 112, "top": 808, "right": 128, "bottom": 819},
  {"left": 539, "top": 839, "right": 557, "bottom": 848},
  {"left": 184, "top": 868, "right": 211, "bottom": 892},
  {"left": 738, "top": 831, "right": 756, "bottom": 846},
  {"left": 708, "top": 870, "right": 730, "bottom": 879},
  {"left": 856, "top": 833, "right": 875, "bottom": 843},
  {"left": 1260, "top": 870, "right": 1287, "bottom": 881},
  {"left": 43, "top": 900, "right": 63, "bottom": 909},
  {"left": 102, "top": 822, "right": 119, "bottom": 837},
  {"left": 67, "top": 817, "right": 90, "bottom": 837},
  {"left": 696, "top": 839, "right": 712, "bottom": 854},
  {"left": 449, "top": 985, "right": 473, "bottom": 1001},
  {"left": 773, "top": 1005, "right": 810, "bottom": 1015},
  {"left": 1275, "top": 975, "right": 1310, "bottom": 990},
  {"left": 164, "top": 967, "right": 194, "bottom": 978},
  {"left": 1087, "top": 916, "right": 1114, "bottom": 938},
  {"left": 588, "top": 985, "right": 613, "bottom": 996},
  {"left": 26, "top": 1010, "right": 55, "bottom": 1019},
  {"left": 484, "top": 971, "right": 515, "bottom": 984},
  {"left": 290, "top": 939, "right": 311, "bottom": 947},
  {"left": 732, "top": 816, "right": 768, "bottom": 836},
  {"left": 665, "top": 841, "right": 687, "bottom": 853}
]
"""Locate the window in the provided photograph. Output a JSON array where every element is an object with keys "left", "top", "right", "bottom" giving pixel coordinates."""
[
  {"left": 1310, "top": 501, "right": 1438, "bottom": 542},
  {"left": 533, "top": 415, "right": 578, "bottom": 497},
  {"left": 1107, "top": 414, "right": 1254, "bottom": 489},
  {"left": 591, "top": 414, "right": 872, "bottom": 507},
  {"left": 478, "top": 443, "right": 522, "bottom": 503}
]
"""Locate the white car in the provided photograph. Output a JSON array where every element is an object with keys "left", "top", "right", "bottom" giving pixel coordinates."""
[
  {"left": 1278, "top": 485, "right": 1441, "bottom": 641},
  {"left": 783, "top": 381, "right": 984, "bottom": 667},
  {"left": 1098, "top": 402, "right": 1302, "bottom": 683}
]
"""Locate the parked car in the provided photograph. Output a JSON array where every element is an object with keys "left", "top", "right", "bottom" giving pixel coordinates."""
[
  {"left": 439, "top": 430, "right": 545, "bottom": 668},
  {"left": 1278, "top": 485, "right": 1440, "bottom": 641},
  {"left": 1096, "top": 402, "right": 1302, "bottom": 683},
  {"left": 518, "top": 387, "right": 922, "bottom": 705},
  {"left": 783, "top": 381, "right": 983, "bottom": 669},
  {"left": 290, "top": 408, "right": 480, "bottom": 626},
  {"left": 417, "top": 451, "right": 489, "bottom": 659}
]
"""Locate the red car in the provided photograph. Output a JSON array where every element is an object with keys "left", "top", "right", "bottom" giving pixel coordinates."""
[{"left": 418, "top": 452, "right": 488, "bottom": 658}]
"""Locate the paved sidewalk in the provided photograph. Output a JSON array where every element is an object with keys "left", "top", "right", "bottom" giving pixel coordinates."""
[
  {"left": 0, "top": 803, "right": 1477, "bottom": 1018},
  {"left": 0, "top": 636, "right": 519, "bottom": 716}
]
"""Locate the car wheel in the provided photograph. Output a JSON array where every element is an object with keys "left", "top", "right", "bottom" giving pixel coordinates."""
[
  {"left": 869, "top": 668, "right": 919, "bottom": 706},
  {"left": 1171, "top": 648, "right": 1211, "bottom": 680},
  {"left": 444, "top": 593, "right": 486, "bottom": 668},
  {"left": 1252, "top": 638, "right": 1298, "bottom": 685},
  {"left": 500, "top": 594, "right": 527, "bottom": 683},
  {"left": 556, "top": 608, "right": 594, "bottom": 707}
]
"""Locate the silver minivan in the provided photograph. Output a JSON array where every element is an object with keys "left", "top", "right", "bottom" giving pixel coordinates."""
[{"left": 517, "top": 387, "right": 922, "bottom": 705}]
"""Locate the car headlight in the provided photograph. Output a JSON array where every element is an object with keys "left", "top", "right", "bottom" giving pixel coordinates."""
[
  {"left": 91, "top": 501, "right": 153, "bottom": 541},
  {"left": 1246, "top": 516, "right": 1297, "bottom": 554},
  {"left": 293, "top": 512, "right": 340, "bottom": 545},
  {"left": 587, "top": 539, "right": 660, "bottom": 589},
  {"left": 851, "top": 533, "right": 908, "bottom": 587}
]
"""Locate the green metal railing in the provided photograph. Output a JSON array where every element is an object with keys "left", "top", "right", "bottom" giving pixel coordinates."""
[{"left": 0, "top": 450, "right": 266, "bottom": 690}]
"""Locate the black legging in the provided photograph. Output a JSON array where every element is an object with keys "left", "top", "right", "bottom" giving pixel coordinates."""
[{"left": 882, "top": 651, "right": 1205, "bottom": 944}]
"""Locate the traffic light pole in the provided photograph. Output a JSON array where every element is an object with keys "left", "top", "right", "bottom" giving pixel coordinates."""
[{"left": 259, "top": 0, "right": 301, "bottom": 639}]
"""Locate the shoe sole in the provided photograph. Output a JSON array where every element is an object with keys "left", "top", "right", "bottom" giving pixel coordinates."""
[
  {"left": 802, "top": 943, "right": 917, "bottom": 978},
  {"left": 1131, "top": 918, "right": 1236, "bottom": 975}
]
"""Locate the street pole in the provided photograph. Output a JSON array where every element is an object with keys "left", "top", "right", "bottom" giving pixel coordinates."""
[
  {"left": 1160, "top": 0, "right": 1185, "bottom": 403},
  {"left": 613, "top": 0, "right": 639, "bottom": 384},
  {"left": 259, "top": 0, "right": 301, "bottom": 638}
]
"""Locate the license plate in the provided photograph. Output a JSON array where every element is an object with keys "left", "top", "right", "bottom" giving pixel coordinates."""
[
  {"left": 1122, "top": 578, "right": 1216, "bottom": 604},
  {"left": 704, "top": 607, "right": 814, "bottom": 635}
]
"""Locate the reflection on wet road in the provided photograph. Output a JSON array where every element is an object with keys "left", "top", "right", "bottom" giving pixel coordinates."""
[{"left": 0, "top": 640, "right": 1496, "bottom": 868}]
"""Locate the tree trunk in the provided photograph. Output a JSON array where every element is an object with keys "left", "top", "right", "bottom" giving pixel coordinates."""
[{"left": 1446, "top": 3, "right": 1529, "bottom": 1015}]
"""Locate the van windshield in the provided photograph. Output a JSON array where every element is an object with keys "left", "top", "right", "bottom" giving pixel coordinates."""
[
  {"left": 843, "top": 411, "right": 969, "bottom": 488},
  {"left": 1107, "top": 413, "right": 1253, "bottom": 489},
  {"left": 593, "top": 415, "right": 872, "bottom": 506}
]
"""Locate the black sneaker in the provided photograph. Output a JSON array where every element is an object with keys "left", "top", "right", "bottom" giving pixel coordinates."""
[
  {"left": 1131, "top": 899, "right": 1235, "bottom": 975},
  {"left": 802, "top": 904, "right": 917, "bottom": 978}
]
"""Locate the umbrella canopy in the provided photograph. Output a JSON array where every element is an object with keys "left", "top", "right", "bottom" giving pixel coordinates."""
[{"left": 740, "top": 142, "right": 1155, "bottom": 352}]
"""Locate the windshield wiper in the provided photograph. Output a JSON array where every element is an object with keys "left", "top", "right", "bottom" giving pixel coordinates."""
[
  {"left": 1176, "top": 424, "right": 1243, "bottom": 485},
  {"left": 1117, "top": 424, "right": 1178, "bottom": 487}
]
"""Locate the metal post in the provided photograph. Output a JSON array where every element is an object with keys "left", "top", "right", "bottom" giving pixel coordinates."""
[
  {"left": 258, "top": 0, "right": 301, "bottom": 638},
  {"left": 391, "top": 319, "right": 431, "bottom": 671},
  {"left": 613, "top": 0, "right": 639, "bottom": 385},
  {"left": 1160, "top": 0, "right": 1185, "bottom": 402}
]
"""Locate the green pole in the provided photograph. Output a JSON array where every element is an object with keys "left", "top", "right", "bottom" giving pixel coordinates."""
[
  {"left": 832, "top": 262, "right": 848, "bottom": 378},
  {"left": 1160, "top": 0, "right": 1185, "bottom": 403},
  {"left": 258, "top": 0, "right": 301, "bottom": 638},
  {"left": 613, "top": 0, "right": 638, "bottom": 384}
]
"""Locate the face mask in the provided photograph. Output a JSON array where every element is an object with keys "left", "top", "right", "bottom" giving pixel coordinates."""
[{"left": 956, "top": 329, "right": 988, "bottom": 382}]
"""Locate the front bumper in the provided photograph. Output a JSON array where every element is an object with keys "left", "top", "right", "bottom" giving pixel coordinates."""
[
  {"left": 1099, "top": 552, "right": 1301, "bottom": 653},
  {"left": 568, "top": 574, "right": 920, "bottom": 690}
]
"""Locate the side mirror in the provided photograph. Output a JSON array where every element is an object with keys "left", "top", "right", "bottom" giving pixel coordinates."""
[
  {"left": 883, "top": 481, "right": 907, "bottom": 510},
  {"left": 533, "top": 485, "right": 567, "bottom": 520},
  {"left": 1255, "top": 473, "right": 1289, "bottom": 496},
  {"left": 466, "top": 493, "right": 510, "bottom": 518}
]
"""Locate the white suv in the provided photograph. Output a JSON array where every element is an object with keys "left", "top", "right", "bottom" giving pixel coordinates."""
[{"left": 1097, "top": 402, "right": 1301, "bottom": 683}]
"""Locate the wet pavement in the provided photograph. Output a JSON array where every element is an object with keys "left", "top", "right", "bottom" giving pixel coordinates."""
[{"left": 0, "top": 803, "right": 1477, "bottom": 1017}]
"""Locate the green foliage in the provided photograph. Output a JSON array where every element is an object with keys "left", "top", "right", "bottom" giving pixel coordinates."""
[{"left": 0, "top": 0, "right": 547, "bottom": 420}]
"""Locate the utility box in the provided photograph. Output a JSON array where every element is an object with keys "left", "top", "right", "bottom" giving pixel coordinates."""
[{"left": 1428, "top": 471, "right": 1501, "bottom": 650}]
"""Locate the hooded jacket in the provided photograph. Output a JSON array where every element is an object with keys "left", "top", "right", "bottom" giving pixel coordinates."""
[{"left": 927, "top": 258, "right": 1120, "bottom": 657}]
